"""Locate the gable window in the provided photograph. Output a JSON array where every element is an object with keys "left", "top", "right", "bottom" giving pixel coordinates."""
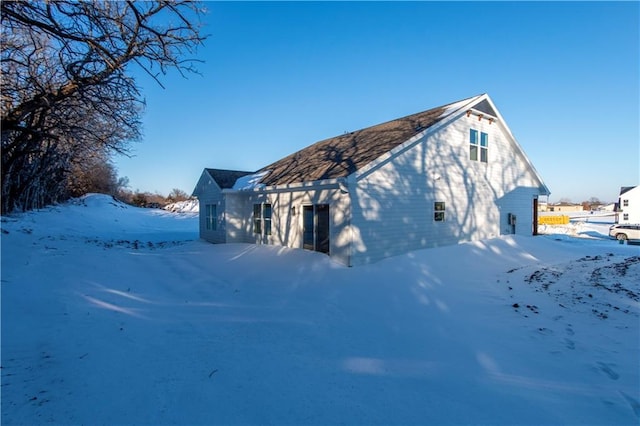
[
  {"left": 480, "top": 132, "right": 488, "bottom": 163},
  {"left": 253, "top": 203, "right": 272, "bottom": 235},
  {"left": 623, "top": 199, "right": 629, "bottom": 207},
  {"left": 470, "top": 130, "right": 478, "bottom": 161},
  {"left": 434, "top": 201, "right": 445, "bottom": 222},
  {"left": 470, "top": 129, "right": 488, "bottom": 163},
  {"left": 205, "top": 204, "right": 217, "bottom": 230}
]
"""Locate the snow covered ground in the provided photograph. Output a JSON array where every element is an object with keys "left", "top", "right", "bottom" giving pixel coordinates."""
[{"left": 1, "top": 194, "right": 638, "bottom": 425}]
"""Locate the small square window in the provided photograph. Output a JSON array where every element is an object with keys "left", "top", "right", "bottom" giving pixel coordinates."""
[{"left": 623, "top": 199, "right": 629, "bottom": 207}]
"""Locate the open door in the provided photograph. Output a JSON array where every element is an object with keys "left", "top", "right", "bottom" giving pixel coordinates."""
[{"left": 302, "top": 204, "right": 330, "bottom": 254}]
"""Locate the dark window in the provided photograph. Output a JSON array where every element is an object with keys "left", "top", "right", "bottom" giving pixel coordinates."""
[
  {"left": 253, "top": 204, "right": 262, "bottom": 234},
  {"left": 434, "top": 201, "right": 445, "bottom": 222},
  {"left": 303, "top": 204, "right": 330, "bottom": 254},
  {"left": 264, "top": 204, "right": 272, "bottom": 236},
  {"left": 254, "top": 203, "right": 272, "bottom": 236}
]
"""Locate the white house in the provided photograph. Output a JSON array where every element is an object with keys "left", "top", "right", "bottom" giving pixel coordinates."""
[
  {"left": 193, "top": 94, "right": 550, "bottom": 266},
  {"left": 616, "top": 186, "right": 640, "bottom": 224}
]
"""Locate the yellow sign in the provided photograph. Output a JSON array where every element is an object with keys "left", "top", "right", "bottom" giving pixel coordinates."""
[{"left": 538, "top": 215, "right": 570, "bottom": 225}]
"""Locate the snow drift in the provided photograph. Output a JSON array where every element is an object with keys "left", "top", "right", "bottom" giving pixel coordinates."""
[{"left": 1, "top": 194, "right": 638, "bottom": 425}]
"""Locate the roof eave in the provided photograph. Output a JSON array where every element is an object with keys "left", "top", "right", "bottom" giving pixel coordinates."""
[{"left": 223, "top": 177, "right": 345, "bottom": 194}]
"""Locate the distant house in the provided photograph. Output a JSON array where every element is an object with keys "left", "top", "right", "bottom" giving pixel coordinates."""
[
  {"left": 546, "top": 203, "right": 584, "bottom": 213},
  {"left": 615, "top": 186, "right": 640, "bottom": 224},
  {"left": 600, "top": 203, "right": 616, "bottom": 212},
  {"left": 193, "top": 94, "right": 550, "bottom": 266}
]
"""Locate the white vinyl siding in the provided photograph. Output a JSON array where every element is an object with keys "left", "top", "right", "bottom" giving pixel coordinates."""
[
  {"left": 349, "top": 112, "right": 544, "bottom": 266},
  {"left": 226, "top": 185, "right": 351, "bottom": 265}
]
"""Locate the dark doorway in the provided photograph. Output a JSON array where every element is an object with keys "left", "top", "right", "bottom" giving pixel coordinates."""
[
  {"left": 316, "top": 204, "right": 330, "bottom": 254},
  {"left": 533, "top": 198, "right": 539, "bottom": 236},
  {"left": 302, "top": 204, "right": 330, "bottom": 254},
  {"left": 303, "top": 206, "right": 314, "bottom": 250}
]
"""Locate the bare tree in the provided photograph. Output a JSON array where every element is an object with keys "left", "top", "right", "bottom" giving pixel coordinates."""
[
  {"left": 558, "top": 197, "right": 573, "bottom": 205},
  {"left": 1, "top": 1, "right": 206, "bottom": 213},
  {"left": 167, "top": 188, "right": 189, "bottom": 202},
  {"left": 582, "top": 197, "right": 603, "bottom": 211},
  {"left": 66, "top": 150, "right": 119, "bottom": 198}
]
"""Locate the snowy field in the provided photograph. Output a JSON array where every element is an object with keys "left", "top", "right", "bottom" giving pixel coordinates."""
[{"left": 1, "top": 194, "right": 639, "bottom": 425}]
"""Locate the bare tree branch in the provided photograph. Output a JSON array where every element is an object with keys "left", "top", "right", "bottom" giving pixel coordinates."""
[{"left": 1, "top": 0, "right": 207, "bottom": 213}]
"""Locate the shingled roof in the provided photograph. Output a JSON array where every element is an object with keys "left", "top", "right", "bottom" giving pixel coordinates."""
[
  {"left": 206, "top": 168, "right": 253, "bottom": 189},
  {"left": 257, "top": 96, "right": 479, "bottom": 187}
]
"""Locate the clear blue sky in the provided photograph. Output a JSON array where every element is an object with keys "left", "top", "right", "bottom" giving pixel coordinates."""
[{"left": 115, "top": 1, "right": 639, "bottom": 203}]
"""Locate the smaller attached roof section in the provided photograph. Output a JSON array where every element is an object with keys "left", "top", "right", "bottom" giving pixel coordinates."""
[
  {"left": 206, "top": 168, "right": 253, "bottom": 189},
  {"left": 257, "top": 95, "right": 483, "bottom": 187}
]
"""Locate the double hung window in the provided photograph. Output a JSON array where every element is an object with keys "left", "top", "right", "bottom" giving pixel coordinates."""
[
  {"left": 434, "top": 201, "right": 445, "bottom": 222},
  {"left": 205, "top": 204, "right": 217, "bottom": 230},
  {"left": 253, "top": 204, "right": 262, "bottom": 234},
  {"left": 253, "top": 203, "right": 272, "bottom": 235},
  {"left": 263, "top": 204, "right": 272, "bottom": 235}
]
